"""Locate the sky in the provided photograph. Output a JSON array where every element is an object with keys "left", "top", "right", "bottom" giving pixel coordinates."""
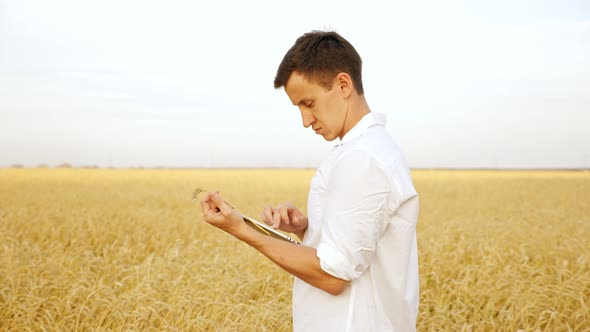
[{"left": 1, "top": 0, "right": 589, "bottom": 169}]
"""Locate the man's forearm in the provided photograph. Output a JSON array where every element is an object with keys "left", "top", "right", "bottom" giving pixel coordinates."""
[{"left": 234, "top": 222, "right": 348, "bottom": 296}]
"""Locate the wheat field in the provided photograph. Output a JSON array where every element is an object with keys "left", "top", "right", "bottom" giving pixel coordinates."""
[{"left": 0, "top": 168, "right": 588, "bottom": 331}]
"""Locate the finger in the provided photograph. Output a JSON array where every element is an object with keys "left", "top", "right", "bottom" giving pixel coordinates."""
[
  {"left": 291, "top": 209, "right": 305, "bottom": 225},
  {"left": 261, "top": 205, "right": 274, "bottom": 225},
  {"left": 292, "top": 214, "right": 301, "bottom": 226},
  {"left": 279, "top": 207, "right": 291, "bottom": 227},
  {"left": 260, "top": 205, "right": 267, "bottom": 222},
  {"left": 199, "top": 191, "right": 211, "bottom": 203},
  {"left": 272, "top": 206, "right": 282, "bottom": 229},
  {"left": 210, "top": 192, "right": 233, "bottom": 217},
  {"left": 199, "top": 193, "right": 214, "bottom": 217},
  {"left": 267, "top": 207, "right": 276, "bottom": 226}
]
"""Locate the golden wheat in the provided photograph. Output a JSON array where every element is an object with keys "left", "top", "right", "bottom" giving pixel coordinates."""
[{"left": 0, "top": 168, "right": 588, "bottom": 331}]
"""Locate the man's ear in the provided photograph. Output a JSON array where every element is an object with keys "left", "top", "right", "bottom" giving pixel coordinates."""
[{"left": 335, "top": 73, "right": 353, "bottom": 98}]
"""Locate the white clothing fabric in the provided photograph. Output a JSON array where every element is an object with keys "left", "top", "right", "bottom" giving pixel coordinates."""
[{"left": 292, "top": 112, "right": 420, "bottom": 332}]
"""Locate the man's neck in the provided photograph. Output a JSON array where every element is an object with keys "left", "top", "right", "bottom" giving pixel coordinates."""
[{"left": 339, "top": 95, "right": 371, "bottom": 140}]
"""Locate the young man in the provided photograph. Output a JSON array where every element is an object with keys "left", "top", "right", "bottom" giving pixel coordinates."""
[{"left": 199, "top": 31, "right": 419, "bottom": 331}]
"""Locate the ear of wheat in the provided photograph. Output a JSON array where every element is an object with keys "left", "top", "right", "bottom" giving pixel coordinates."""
[
  {"left": 193, "top": 187, "right": 236, "bottom": 209},
  {"left": 192, "top": 187, "right": 204, "bottom": 201}
]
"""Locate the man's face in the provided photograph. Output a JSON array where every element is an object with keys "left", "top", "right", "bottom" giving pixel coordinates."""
[{"left": 284, "top": 71, "right": 348, "bottom": 141}]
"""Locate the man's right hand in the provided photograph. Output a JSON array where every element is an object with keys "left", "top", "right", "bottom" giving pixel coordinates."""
[{"left": 260, "top": 202, "right": 308, "bottom": 239}]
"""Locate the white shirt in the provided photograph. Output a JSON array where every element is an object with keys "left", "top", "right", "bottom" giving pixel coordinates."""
[{"left": 293, "top": 112, "right": 419, "bottom": 332}]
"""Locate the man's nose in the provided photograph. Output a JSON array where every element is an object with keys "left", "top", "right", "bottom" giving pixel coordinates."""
[{"left": 301, "top": 110, "right": 316, "bottom": 128}]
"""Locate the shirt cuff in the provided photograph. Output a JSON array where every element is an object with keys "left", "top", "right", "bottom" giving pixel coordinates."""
[{"left": 316, "top": 242, "right": 362, "bottom": 281}]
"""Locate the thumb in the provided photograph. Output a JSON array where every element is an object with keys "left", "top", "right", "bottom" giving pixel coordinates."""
[{"left": 210, "top": 192, "right": 233, "bottom": 216}]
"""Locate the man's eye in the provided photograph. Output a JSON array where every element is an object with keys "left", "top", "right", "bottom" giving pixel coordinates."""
[{"left": 306, "top": 102, "right": 314, "bottom": 108}]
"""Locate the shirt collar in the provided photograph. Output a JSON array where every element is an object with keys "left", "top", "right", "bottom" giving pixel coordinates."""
[{"left": 336, "top": 112, "right": 386, "bottom": 147}]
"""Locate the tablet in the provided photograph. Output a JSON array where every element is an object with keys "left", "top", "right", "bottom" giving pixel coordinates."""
[{"left": 242, "top": 214, "right": 301, "bottom": 245}]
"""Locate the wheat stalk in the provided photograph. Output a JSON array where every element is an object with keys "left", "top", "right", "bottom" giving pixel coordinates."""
[{"left": 192, "top": 187, "right": 236, "bottom": 209}]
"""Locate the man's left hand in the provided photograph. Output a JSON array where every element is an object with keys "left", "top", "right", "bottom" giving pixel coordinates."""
[{"left": 200, "top": 191, "right": 245, "bottom": 234}]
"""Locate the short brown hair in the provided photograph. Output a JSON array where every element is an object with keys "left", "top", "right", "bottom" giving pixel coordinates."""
[{"left": 274, "top": 31, "right": 364, "bottom": 95}]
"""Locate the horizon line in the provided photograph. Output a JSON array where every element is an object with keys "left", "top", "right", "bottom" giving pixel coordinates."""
[{"left": 2, "top": 165, "right": 589, "bottom": 172}]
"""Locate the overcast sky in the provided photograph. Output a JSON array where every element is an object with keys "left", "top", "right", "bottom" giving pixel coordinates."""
[{"left": 1, "top": 0, "right": 589, "bottom": 169}]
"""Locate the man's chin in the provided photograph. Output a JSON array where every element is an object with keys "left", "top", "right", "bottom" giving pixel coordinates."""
[{"left": 322, "top": 134, "right": 338, "bottom": 142}]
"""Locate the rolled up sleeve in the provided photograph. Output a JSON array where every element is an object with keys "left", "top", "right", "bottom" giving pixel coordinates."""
[
  {"left": 317, "top": 241, "right": 362, "bottom": 280},
  {"left": 316, "top": 149, "right": 392, "bottom": 281}
]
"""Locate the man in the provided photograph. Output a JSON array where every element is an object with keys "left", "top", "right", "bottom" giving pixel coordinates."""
[{"left": 199, "top": 30, "right": 419, "bottom": 331}]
